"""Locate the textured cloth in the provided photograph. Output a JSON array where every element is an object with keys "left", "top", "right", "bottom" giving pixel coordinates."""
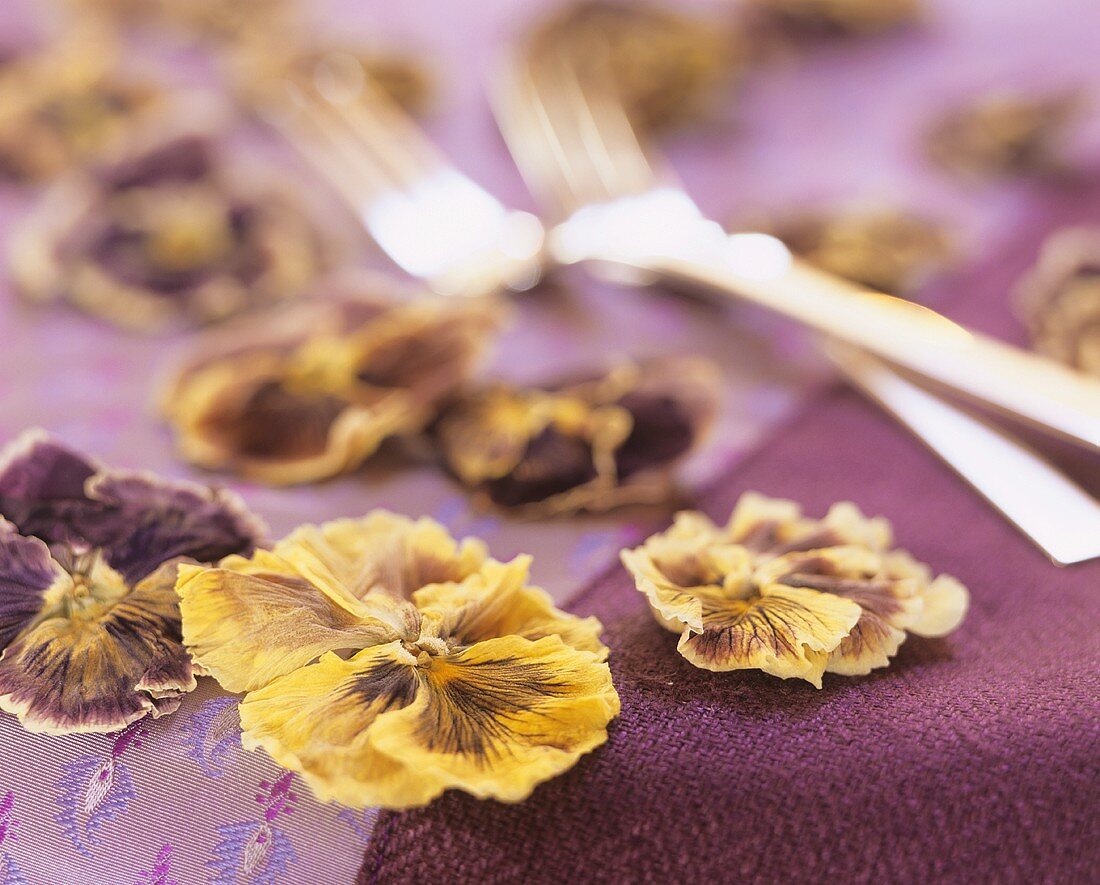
[{"left": 358, "top": 183, "right": 1100, "bottom": 885}]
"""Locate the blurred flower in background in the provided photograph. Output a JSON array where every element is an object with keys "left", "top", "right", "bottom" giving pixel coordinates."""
[{"left": 9, "top": 120, "right": 356, "bottom": 331}]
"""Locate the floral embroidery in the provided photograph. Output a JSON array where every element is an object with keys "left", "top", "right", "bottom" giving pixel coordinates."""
[
  {"left": 210, "top": 773, "right": 298, "bottom": 885},
  {"left": 0, "top": 792, "right": 27, "bottom": 885},
  {"left": 335, "top": 807, "right": 381, "bottom": 844},
  {"left": 135, "top": 845, "right": 179, "bottom": 885},
  {"left": 182, "top": 696, "right": 242, "bottom": 778},
  {"left": 55, "top": 720, "right": 147, "bottom": 857}
]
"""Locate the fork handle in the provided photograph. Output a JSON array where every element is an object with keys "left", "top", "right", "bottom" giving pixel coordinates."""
[
  {"left": 648, "top": 248, "right": 1100, "bottom": 453},
  {"left": 827, "top": 342, "right": 1100, "bottom": 565}
]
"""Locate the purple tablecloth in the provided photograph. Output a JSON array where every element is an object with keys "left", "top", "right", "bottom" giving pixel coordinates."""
[{"left": 1, "top": 0, "right": 1099, "bottom": 882}]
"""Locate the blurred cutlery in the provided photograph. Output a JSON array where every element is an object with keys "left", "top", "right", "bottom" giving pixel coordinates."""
[{"left": 489, "top": 45, "right": 1100, "bottom": 455}]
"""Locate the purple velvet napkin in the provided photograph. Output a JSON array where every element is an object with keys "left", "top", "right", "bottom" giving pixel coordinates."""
[{"left": 357, "top": 181, "right": 1100, "bottom": 884}]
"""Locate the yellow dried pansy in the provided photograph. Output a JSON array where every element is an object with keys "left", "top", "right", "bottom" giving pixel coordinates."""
[
  {"left": 621, "top": 492, "right": 968, "bottom": 687},
  {"left": 177, "top": 512, "right": 618, "bottom": 808},
  {"left": 748, "top": 0, "right": 922, "bottom": 38},
  {"left": 162, "top": 275, "right": 503, "bottom": 485},
  {"left": 926, "top": 90, "right": 1082, "bottom": 180},
  {"left": 1015, "top": 227, "right": 1100, "bottom": 377},
  {"left": 0, "top": 27, "right": 161, "bottom": 183},
  {"left": 529, "top": 0, "right": 745, "bottom": 133},
  {"left": 751, "top": 206, "right": 952, "bottom": 294},
  {"left": 431, "top": 357, "right": 720, "bottom": 516}
]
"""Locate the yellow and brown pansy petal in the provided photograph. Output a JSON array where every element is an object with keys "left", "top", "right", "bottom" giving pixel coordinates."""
[
  {"left": 677, "top": 585, "right": 862, "bottom": 687},
  {"left": 909, "top": 574, "right": 969, "bottom": 638},
  {"left": 824, "top": 581, "right": 923, "bottom": 676},
  {"left": 0, "top": 521, "right": 68, "bottom": 649},
  {"left": 414, "top": 558, "right": 607, "bottom": 657},
  {"left": 238, "top": 643, "right": 427, "bottom": 808},
  {"left": 272, "top": 512, "right": 487, "bottom": 607},
  {"left": 176, "top": 558, "right": 397, "bottom": 693},
  {"left": 0, "top": 559, "right": 195, "bottom": 734},
  {"left": 365, "top": 635, "right": 620, "bottom": 807}
]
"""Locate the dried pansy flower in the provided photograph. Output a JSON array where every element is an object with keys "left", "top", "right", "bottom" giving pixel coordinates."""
[
  {"left": 162, "top": 276, "right": 503, "bottom": 485},
  {"left": 747, "top": 0, "right": 921, "bottom": 38},
  {"left": 529, "top": 0, "right": 745, "bottom": 133},
  {"left": 9, "top": 122, "right": 353, "bottom": 332},
  {"left": 621, "top": 492, "right": 968, "bottom": 687},
  {"left": 753, "top": 207, "right": 952, "bottom": 294},
  {"left": 926, "top": 90, "right": 1083, "bottom": 180},
  {"left": 0, "top": 28, "right": 161, "bottom": 183},
  {"left": 0, "top": 430, "right": 265, "bottom": 733},
  {"left": 432, "top": 357, "right": 720, "bottom": 516},
  {"left": 1015, "top": 227, "right": 1100, "bottom": 376},
  {"left": 177, "top": 511, "right": 618, "bottom": 809}
]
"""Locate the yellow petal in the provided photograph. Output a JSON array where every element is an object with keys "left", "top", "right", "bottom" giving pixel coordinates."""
[
  {"left": 238, "top": 642, "right": 427, "bottom": 807},
  {"left": 367, "top": 635, "right": 619, "bottom": 807},
  {"left": 677, "top": 585, "right": 861, "bottom": 688},
  {"left": 824, "top": 584, "right": 922, "bottom": 676},
  {"left": 176, "top": 558, "right": 396, "bottom": 693},
  {"left": 414, "top": 557, "right": 607, "bottom": 658},
  {"left": 621, "top": 533, "right": 752, "bottom": 633},
  {"left": 909, "top": 574, "right": 969, "bottom": 637},
  {"left": 271, "top": 512, "right": 487, "bottom": 610}
]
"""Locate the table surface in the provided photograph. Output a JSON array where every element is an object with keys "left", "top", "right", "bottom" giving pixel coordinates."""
[{"left": 0, "top": 0, "right": 1098, "bottom": 882}]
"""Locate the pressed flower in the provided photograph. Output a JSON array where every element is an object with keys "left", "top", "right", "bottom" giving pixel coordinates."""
[
  {"left": 9, "top": 122, "right": 353, "bottom": 332},
  {"left": 431, "top": 357, "right": 720, "bottom": 516},
  {"left": 926, "top": 90, "right": 1082, "bottom": 180},
  {"left": 162, "top": 275, "right": 503, "bottom": 485},
  {"left": 0, "top": 430, "right": 265, "bottom": 733},
  {"left": 177, "top": 511, "right": 618, "bottom": 809},
  {"left": 529, "top": 0, "right": 745, "bottom": 132},
  {"left": 748, "top": 0, "right": 921, "bottom": 37},
  {"left": 752, "top": 206, "right": 952, "bottom": 294},
  {"left": 621, "top": 492, "right": 968, "bottom": 687},
  {"left": 1015, "top": 227, "right": 1100, "bottom": 377},
  {"left": 0, "top": 28, "right": 161, "bottom": 183}
]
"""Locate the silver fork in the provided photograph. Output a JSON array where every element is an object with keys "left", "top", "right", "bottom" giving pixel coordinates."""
[
  {"left": 262, "top": 53, "right": 1100, "bottom": 564},
  {"left": 491, "top": 46, "right": 1100, "bottom": 457}
]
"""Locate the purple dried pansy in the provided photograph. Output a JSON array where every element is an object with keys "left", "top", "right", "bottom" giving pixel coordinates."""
[
  {"left": 8, "top": 117, "right": 357, "bottom": 333},
  {"left": 0, "top": 430, "right": 265, "bottom": 734}
]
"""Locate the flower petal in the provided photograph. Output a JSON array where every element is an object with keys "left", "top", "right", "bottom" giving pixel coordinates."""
[
  {"left": 677, "top": 585, "right": 861, "bottom": 688},
  {"left": 414, "top": 557, "right": 607, "bottom": 657},
  {"left": 238, "top": 642, "right": 430, "bottom": 808},
  {"left": 0, "top": 520, "right": 67, "bottom": 649},
  {"left": 909, "top": 574, "right": 969, "bottom": 637},
  {"left": 270, "top": 512, "right": 487, "bottom": 610},
  {"left": 177, "top": 555, "right": 397, "bottom": 693},
  {"left": 367, "top": 635, "right": 619, "bottom": 807},
  {"left": 0, "top": 430, "right": 98, "bottom": 545},
  {"left": 0, "top": 559, "right": 195, "bottom": 733},
  {"left": 79, "top": 470, "right": 265, "bottom": 584}
]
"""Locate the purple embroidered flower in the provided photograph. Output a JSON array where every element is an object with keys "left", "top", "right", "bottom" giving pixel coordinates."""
[
  {"left": 55, "top": 721, "right": 146, "bottom": 857},
  {"left": 210, "top": 773, "right": 298, "bottom": 885},
  {"left": 0, "top": 791, "right": 27, "bottom": 885},
  {"left": 182, "top": 696, "right": 242, "bottom": 778},
  {"left": 0, "top": 430, "right": 265, "bottom": 733},
  {"left": 136, "top": 845, "right": 179, "bottom": 885}
]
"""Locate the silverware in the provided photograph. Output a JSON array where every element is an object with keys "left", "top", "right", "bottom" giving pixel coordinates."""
[
  {"left": 489, "top": 46, "right": 1100, "bottom": 456},
  {"left": 828, "top": 342, "right": 1100, "bottom": 565},
  {"left": 261, "top": 53, "right": 1100, "bottom": 564}
]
